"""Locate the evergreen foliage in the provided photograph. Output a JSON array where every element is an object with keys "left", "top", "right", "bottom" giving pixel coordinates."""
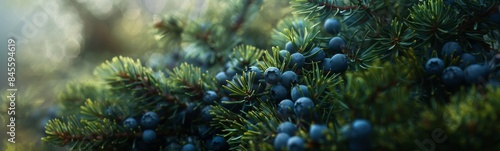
[{"left": 42, "top": 0, "right": 500, "bottom": 150}]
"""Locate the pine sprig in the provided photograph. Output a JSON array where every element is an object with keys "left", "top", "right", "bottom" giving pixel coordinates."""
[
  {"left": 166, "top": 62, "right": 206, "bottom": 99},
  {"left": 94, "top": 56, "right": 164, "bottom": 100},
  {"left": 229, "top": 45, "right": 265, "bottom": 71},
  {"left": 57, "top": 81, "right": 107, "bottom": 117},
  {"left": 42, "top": 116, "right": 132, "bottom": 151},
  {"left": 406, "top": 0, "right": 459, "bottom": 47}
]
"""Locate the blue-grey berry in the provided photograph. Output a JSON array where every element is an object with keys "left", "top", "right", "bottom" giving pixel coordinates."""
[
  {"left": 294, "top": 97, "right": 315, "bottom": 118},
  {"left": 203, "top": 91, "right": 219, "bottom": 104},
  {"left": 441, "top": 66, "right": 464, "bottom": 87},
  {"left": 274, "top": 133, "right": 291, "bottom": 151},
  {"left": 324, "top": 18, "right": 342, "bottom": 35},
  {"left": 330, "top": 54, "right": 349, "bottom": 73},
  {"left": 270, "top": 84, "right": 288, "bottom": 101},
  {"left": 278, "top": 99, "right": 294, "bottom": 117},
  {"left": 286, "top": 136, "right": 305, "bottom": 151},
  {"left": 141, "top": 111, "right": 159, "bottom": 129},
  {"left": 291, "top": 85, "right": 310, "bottom": 102},
  {"left": 277, "top": 122, "right": 297, "bottom": 136},
  {"left": 123, "top": 117, "right": 138, "bottom": 129},
  {"left": 425, "top": 58, "right": 445, "bottom": 75},
  {"left": 280, "top": 71, "right": 299, "bottom": 88},
  {"left": 329, "top": 37, "right": 345, "bottom": 53},
  {"left": 264, "top": 67, "right": 282, "bottom": 84},
  {"left": 309, "top": 124, "right": 328, "bottom": 142},
  {"left": 215, "top": 72, "right": 229, "bottom": 85},
  {"left": 290, "top": 53, "right": 306, "bottom": 69},
  {"left": 142, "top": 129, "right": 157, "bottom": 143}
]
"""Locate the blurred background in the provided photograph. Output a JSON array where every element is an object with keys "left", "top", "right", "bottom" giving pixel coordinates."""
[{"left": 0, "top": 0, "right": 209, "bottom": 150}]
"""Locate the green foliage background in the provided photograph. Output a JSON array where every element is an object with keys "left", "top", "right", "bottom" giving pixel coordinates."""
[{"left": 2, "top": 0, "right": 500, "bottom": 151}]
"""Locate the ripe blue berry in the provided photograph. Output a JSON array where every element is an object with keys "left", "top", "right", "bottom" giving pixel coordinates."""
[
  {"left": 280, "top": 71, "right": 299, "bottom": 88},
  {"left": 309, "top": 124, "right": 328, "bottom": 143},
  {"left": 201, "top": 106, "right": 214, "bottom": 122},
  {"left": 464, "top": 64, "right": 490, "bottom": 84},
  {"left": 211, "top": 136, "right": 229, "bottom": 151},
  {"left": 322, "top": 58, "right": 332, "bottom": 72},
  {"left": 350, "top": 119, "right": 372, "bottom": 140},
  {"left": 123, "top": 117, "right": 138, "bottom": 129},
  {"left": 181, "top": 144, "right": 197, "bottom": 151},
  {"left": 225, "top": 68, "right": 237, "bottom": 78},
  {"left": 203, "top": 91, "right": 219, "bottom": 104},
  {"left": 330, "top": 54, "right": 349, "bottom": 73},
  {"left": 291, "top": 85, "right": 310, "bottom": 102},
  {"left": 274, "top": 133, "right": 291, "bottom": 151},
  {"left": 270, "top": 84, "right": 288, "bottom": 101},
  {"left": 286, "top": 136, "right": 305, "bottom": 151},
  {"left": 245, "top": 66, "right": 262, "bottom": 82},
  {"left": 286, "top": 41, "right": 296, "bottom": 53},
  {"left": 277, "top": 122, "right": 297, "bottom": 136},
  {"left": 215, "top": 72, "right": 229, "bottom": 85},
  {"left": 142, "top": 129, "right": 157, "bottom": 143},
  {"left": 290, "top": 53, "right": 306, "bottom": 69},
  {"left": 307, "top": 47, "right": 326, "bottom": 62},
  {"left": 278, "top": 99, "right": 294, "bottom": 117},
  {"left": 459, "top": 53, "right": 476, "bottom": 68},
  {"left": 329, "top": 37, "right": 345, "bottom": 53},
  {"left": 324, "top": 18, "right": 341, "bottom": 35},
  {"left": 441, "top": 66, "right": 464, "bottom": 87},
  {"left": 279, "top": 50, "right": 290, "bottom": 62},
  {"left": 264, "top": 67, "right": 282, "bottom": 84},
  {"left": 425, "top": 58, "right": 445, "bottom": 75},
  {"left": 141, "top": 111, "right": 159, "bottom": 129},
  {"left": 294, "top": 97, "right": 315, "bottom": 118},
  {"left": 441, "top": 41, "right": 463, "bottom": 58}
]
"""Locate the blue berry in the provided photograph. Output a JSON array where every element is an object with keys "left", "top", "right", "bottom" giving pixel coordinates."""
[
  {"left": 286, "top": 136, "right": 305, "bottom": 151},
  {"left": 277, "top": 122, "right": 297, "bottom": 136},
  {"left": 203, "top": 91, "right": 219, "bottom": 104},
  {"left": 459, "top": 53, "right": 476, "bottom": 68},
  {"left": 425, "top": 58, "right": 445, "bottom": 75},
  {"left": 286, "top": 41, "right": 296, "bottom": 53},
  {"left": 201, "top": 106, "right": 214, "bottom": 122},
  {"left": 324, "top": 18, "right": 342, "bottom": 35},
  {"left": 270, "top": 84, "right": 288, "bottom": 101},
  {"left": 291, "top": 85, "right": 310, "bottom": 102},
  {"left": 215, "top": 72, "right": 229, "bottom": 85},
  {"left": 294, "top": 97, "right": 315, "bottom": 118},
  {"left": 350, "top": 119, "right": 372, "bottom": 140},
  {"left": 123, "top": 117, "right": 138, "bottom": 129},
  {"left": 264, "top": 67, "right": 282, "bottom": 84},
  {"left": 279, "top": 50, "right": 290, "bottom": 62},
  {"left": 245, "top": 66, "right": 262, "bottom": 82},
  {"left": 329, "top": 37, "right": 345, "bottom": 53},
  {"left": 211, "top": 136, "right": 229, "bottom": 151},
  {"left": 441, "top": 41, "right": 463, "bottom": 58},
  {"left": 309, "top": 124, "right": 328, "bottom": 143},
  {"left": 225, "top": 68, "right": 237, "bottom": 78},
  {"left": 441, "top": 66, "right": 464, "bottom": 87},
  {"left": 280, "top": 71, "right": 299, "bottom": 88},
  {"left": 322, "top": 58, "right": 332, "bottom": 72},
  {"left": 307, "top": 47, "right": 326, "bottom": 62},
  {"left": 278, "top": 99, "right": 294, "bottom": 117},
  {"left": 274, "top": 133, "right": 291, "bottom": 151},
  {"left": 330, "top": 54, "right": 349, "bottom": 73},
  {"left": 142, "top": 129, "right": 157, "bottom": 143},
  {"left": 290, "top": 53, "right": 306, "bottom": 69},
  {"left": 141, "top": 111, "right": 159, "bottom": 129},
  {"left": 181, "top": 144, "right": 197, "bottom": 151},
  {"left": 464, "top": 64, "right": 490, "bottom": 84}
]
